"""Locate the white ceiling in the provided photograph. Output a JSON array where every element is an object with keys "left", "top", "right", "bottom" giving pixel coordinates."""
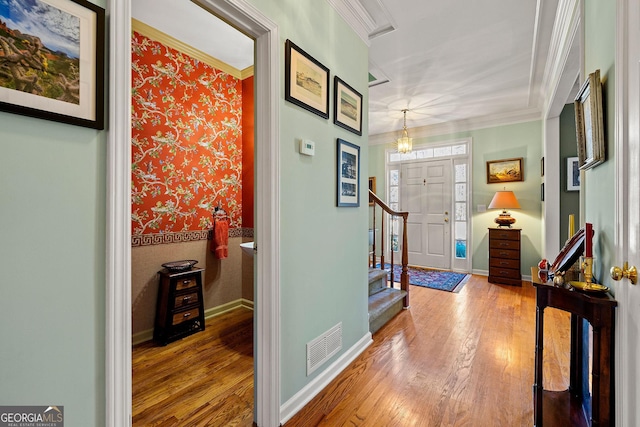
[
  {"left": 132, "top": 0, "right": 254, "bottom": 70},
  {"left": 133, "top": 0, "right": 565, "bottom": 138}
]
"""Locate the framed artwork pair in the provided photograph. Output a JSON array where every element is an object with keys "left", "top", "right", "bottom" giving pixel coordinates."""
[{"left": 284, "top": 39, "right": 363, "bottom": 135}]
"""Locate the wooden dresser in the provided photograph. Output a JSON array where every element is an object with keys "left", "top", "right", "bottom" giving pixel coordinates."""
[
  {"left": 154, "top": 267, "right": 205, "bottom": 345},
  {"left": 488, "top": 228, "right": 521, "bottom": 286}
]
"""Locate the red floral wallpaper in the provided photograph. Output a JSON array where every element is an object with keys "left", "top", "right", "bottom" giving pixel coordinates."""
[{"left": 131, "top": 32, "right": 243, "bottom": 236}]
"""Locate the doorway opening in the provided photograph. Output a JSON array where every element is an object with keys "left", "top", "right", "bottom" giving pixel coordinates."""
[
  {"left": 129, "top": 3, "right": 257, "bottom": 424},
  {"left": 385, "top": 138, "right": 471, "bottom": 272},
  {"left": 106, "top": 1, "right": 281, "bottom": 426}
]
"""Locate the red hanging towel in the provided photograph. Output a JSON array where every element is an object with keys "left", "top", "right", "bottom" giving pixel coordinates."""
[{"left": 211, "top": 217, "right": 229, "bottom": 259}]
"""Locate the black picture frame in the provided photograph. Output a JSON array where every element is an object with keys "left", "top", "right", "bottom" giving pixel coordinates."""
[
  {"left": 333, "top": 76, "right": 363, "bottom": 135},
  {"left": 284, "top": 39, "right": 330, "bottom": 119},
  {"left": 337, "top": 138, "right": 360, "bottom": 207},
  {"left": 0, "top": 0, "right": 105, "bottom": 129}
]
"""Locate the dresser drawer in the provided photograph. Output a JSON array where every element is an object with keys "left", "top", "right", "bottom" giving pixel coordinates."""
[
  {"left": 489, "top": 229, "right": 521, "bottom": 241},
  {"left": 172, "top": 307, "right": 201, "bottom": 326},
  {"left": 174, "top": 291, "right": 199, "bottom": 309},
  {"left": 489, "top": 239, "right": 520, "bottom": 251},
  {"left": 175, "top": 276, "right": 198, "bottom": 291},
  {"left": 490, "top": 257, "right": 520, "bottom": 269},
  {"left": 489, "top": 266, "right": 521, "bottom": 280},
  {"left": 490, "top": 248, "right": 519, "bottom": 260}
]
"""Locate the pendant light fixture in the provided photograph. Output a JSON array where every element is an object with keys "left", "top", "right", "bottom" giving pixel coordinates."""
[{"left": 396, "top": 109, "right": 413, "bottom": 154}]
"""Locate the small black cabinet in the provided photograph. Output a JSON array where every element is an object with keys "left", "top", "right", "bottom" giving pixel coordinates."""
[{"left": 154, "top": 267, "right": 205, "bottom": 345}]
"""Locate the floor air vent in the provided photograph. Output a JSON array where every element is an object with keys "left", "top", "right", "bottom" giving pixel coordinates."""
[{"left": 307, "top": 322, "right": 342, "bottom": 376}]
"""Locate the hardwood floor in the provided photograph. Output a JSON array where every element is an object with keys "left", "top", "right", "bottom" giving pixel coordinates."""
[
  {"left": 132, "top": 307, "right": 254, "bottom": 426},
  {"left": 285, "top": 275, "right": 570, "bottom": 427},
  {"left": 132, "top": 275, "right": 570, "bottom": 427}
]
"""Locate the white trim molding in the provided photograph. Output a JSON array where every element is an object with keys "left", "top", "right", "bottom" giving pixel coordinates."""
[
  {"left": 280, "top": 332, "right": 373, "bottom": 424},
  {"left": 107, "top": 1, "right": 281, "bottom": 426},
  {"left": 106, "top": 1, "right": 132, "bottom": 426},
  {"left": 325, "top": 0, "right": 375, "bottom": 46}
]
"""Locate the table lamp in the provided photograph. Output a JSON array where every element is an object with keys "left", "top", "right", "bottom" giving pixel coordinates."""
[{"left": 488, "top": 190, "right": 521, "bottom": 227}]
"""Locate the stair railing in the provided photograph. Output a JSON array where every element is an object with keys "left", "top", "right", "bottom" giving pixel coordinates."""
[{"left": 369, "top": 190, "right": 410, "bottom": 308}]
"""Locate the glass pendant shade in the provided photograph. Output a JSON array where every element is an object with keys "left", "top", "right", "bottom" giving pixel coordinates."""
[{"left": 396, "top": 109, "right": 413, "bottom": 153}]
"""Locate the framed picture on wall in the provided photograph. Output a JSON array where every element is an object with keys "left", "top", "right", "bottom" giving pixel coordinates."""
[
  {"left": 486, "top": 157, "right": 524, "bottom": 184},
  {"left": 0, "top": 0, "right": 105, "bottom": 129},
  {"left": 574, "top": 69, "right": 605, "bottom": 170},
  {"left": 284, "top": 39, "right": 330, "bottom": 119},
  {"left": 567, "top": 156, "right": 580, "bottom": 191},
  {"left": 333, "top": 76, "right": 363, "bottom": 135},
  {"left": 337, "top": 138, "right": 360, "bottom": 207}
]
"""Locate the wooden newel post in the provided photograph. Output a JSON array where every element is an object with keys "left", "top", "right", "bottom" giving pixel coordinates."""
[{"left": 401, "top": 213, "right": 409, "bottom": 308}]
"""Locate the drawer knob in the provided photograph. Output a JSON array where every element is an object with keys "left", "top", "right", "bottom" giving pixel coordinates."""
[
  {"left": 183, "top": 312, "right": 191, "bottom": 318},
  {"left": 182, "top": 296, "right": 192, "bottom": 303},
  {"left": 182, "top": 280, "right": 191, "bottom": 285}
]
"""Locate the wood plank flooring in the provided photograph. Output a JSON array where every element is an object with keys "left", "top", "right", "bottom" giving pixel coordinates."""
[
  {"left": 132, "top": 307, "right": 254, "bottom": 426},
  {"left": 132, "top": 275, "right": 570, "bottom": 427},
  {"left": 284, "top": 276, "right": 570, "bottom": 427}
]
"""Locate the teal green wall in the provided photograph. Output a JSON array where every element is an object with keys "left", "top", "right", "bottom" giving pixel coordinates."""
[
  {"left": 559, "top": 103, "right": 580, "bottom": 247},
  {"left": 0, "top": 41, "right": 106, "bottom": 427},
  {"left": 583, "top": 0, "right": 616, "bottom": 289},
  {"left": 369, "top": 120, "right": 543, "bottom": 277},
  {"left": 248, "top": 0, "right": 370, "bottom": 404}
]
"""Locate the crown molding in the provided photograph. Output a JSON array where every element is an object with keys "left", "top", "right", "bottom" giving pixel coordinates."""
[
  {"left": 325, "top": 0, "right": 375, "bottom": 46},
  {"left": 368, "top": 108, "right": 542, "bottom": 145},
  {"left": 539, "top": 0, "right": 581, "bottom": 117},
  {"left": 241, "top": 65, "right": 255, "bottom": 79},
  {"left": 132, "top": 19, "right": 246, "bottom": 79}
]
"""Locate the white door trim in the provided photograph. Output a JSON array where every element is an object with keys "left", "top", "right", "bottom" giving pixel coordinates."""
[
  {"left": 614, "top": 0, "right": 637, "bottom": 424},
  {"left": 106, "top": 1, "right": 281, "bottom": 426}
]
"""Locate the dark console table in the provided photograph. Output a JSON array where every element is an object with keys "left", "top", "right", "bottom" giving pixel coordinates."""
[{"left": 531, "top": 267, "right": 617, "bottom": 427}]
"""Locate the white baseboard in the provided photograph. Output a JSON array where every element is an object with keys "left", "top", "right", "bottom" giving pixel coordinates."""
[
  {"left": 132, "top": 298, "right": 254, "bottom": 345},
  {"left": 279, "top": 331, "right": 373, "bottom": 424}
]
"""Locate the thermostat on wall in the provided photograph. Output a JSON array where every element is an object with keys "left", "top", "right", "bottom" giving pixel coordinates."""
[{"left": 299, "top": 139, "right": 315, "bottom": 156}]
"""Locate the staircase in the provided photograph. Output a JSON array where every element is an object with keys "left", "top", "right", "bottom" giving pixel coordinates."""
[
  {"left": 368, "top": 190, "right": 410, "bottom": 333},
  {"left": 368, "top": 268, "right": 407, "bottom": 334}
]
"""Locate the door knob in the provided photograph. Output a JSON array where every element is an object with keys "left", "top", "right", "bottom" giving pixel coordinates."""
[
  {"left": 444, "top": 218, "right": 449, "bottom": 223},
  {"left": 610, "top": 262, "right": 638, "bottom": 284}
]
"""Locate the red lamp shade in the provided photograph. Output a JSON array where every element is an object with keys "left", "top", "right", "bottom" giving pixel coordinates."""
[{"left": 488, "top": 190, "right": 521, "bottom": 227}]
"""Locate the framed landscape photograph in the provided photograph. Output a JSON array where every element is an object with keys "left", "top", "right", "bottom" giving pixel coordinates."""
[
  {"left": 0, "top": 0, "right": 105, "bottom": 129},
  {"left": 486, "top": 157, "right": 524, "bottom": 184},
  {"left": 337, "top": 138, "right": 360, "bottom": 207},
  {"left": 334, "top": 76, "right": 363, "bottom": 135},
  {"left": 567, "top": 156, "right": 580, "bottom": 191},
  {"left": 284, "top": 39, "right": 329, "bottom": 119},
  {"left": 574, "top": 69, "right": 605, "bottom": 170}
]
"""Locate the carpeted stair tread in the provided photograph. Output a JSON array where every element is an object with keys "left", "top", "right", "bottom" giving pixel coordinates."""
[
  {"left": 368, "top": 268, "right": 388, "bottom": 283},
  {"left": 368, "top": 268, "right": 388, "bottom": 296},
  {"left": 368, "top": 288, "right": 406, "bottom": 334}
]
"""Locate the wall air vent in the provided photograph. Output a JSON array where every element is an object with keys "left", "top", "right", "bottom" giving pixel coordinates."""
[{"left": 306, "top": 322, "right": 342, "bottom": 376}]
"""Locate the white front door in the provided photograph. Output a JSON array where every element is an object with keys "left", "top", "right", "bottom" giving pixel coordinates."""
[
  {"left": 615, "top": 0, "right": 640, "bottom": 424},
  {"left": 401, "top": 160, "right": 452, "bottom": 269}
]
